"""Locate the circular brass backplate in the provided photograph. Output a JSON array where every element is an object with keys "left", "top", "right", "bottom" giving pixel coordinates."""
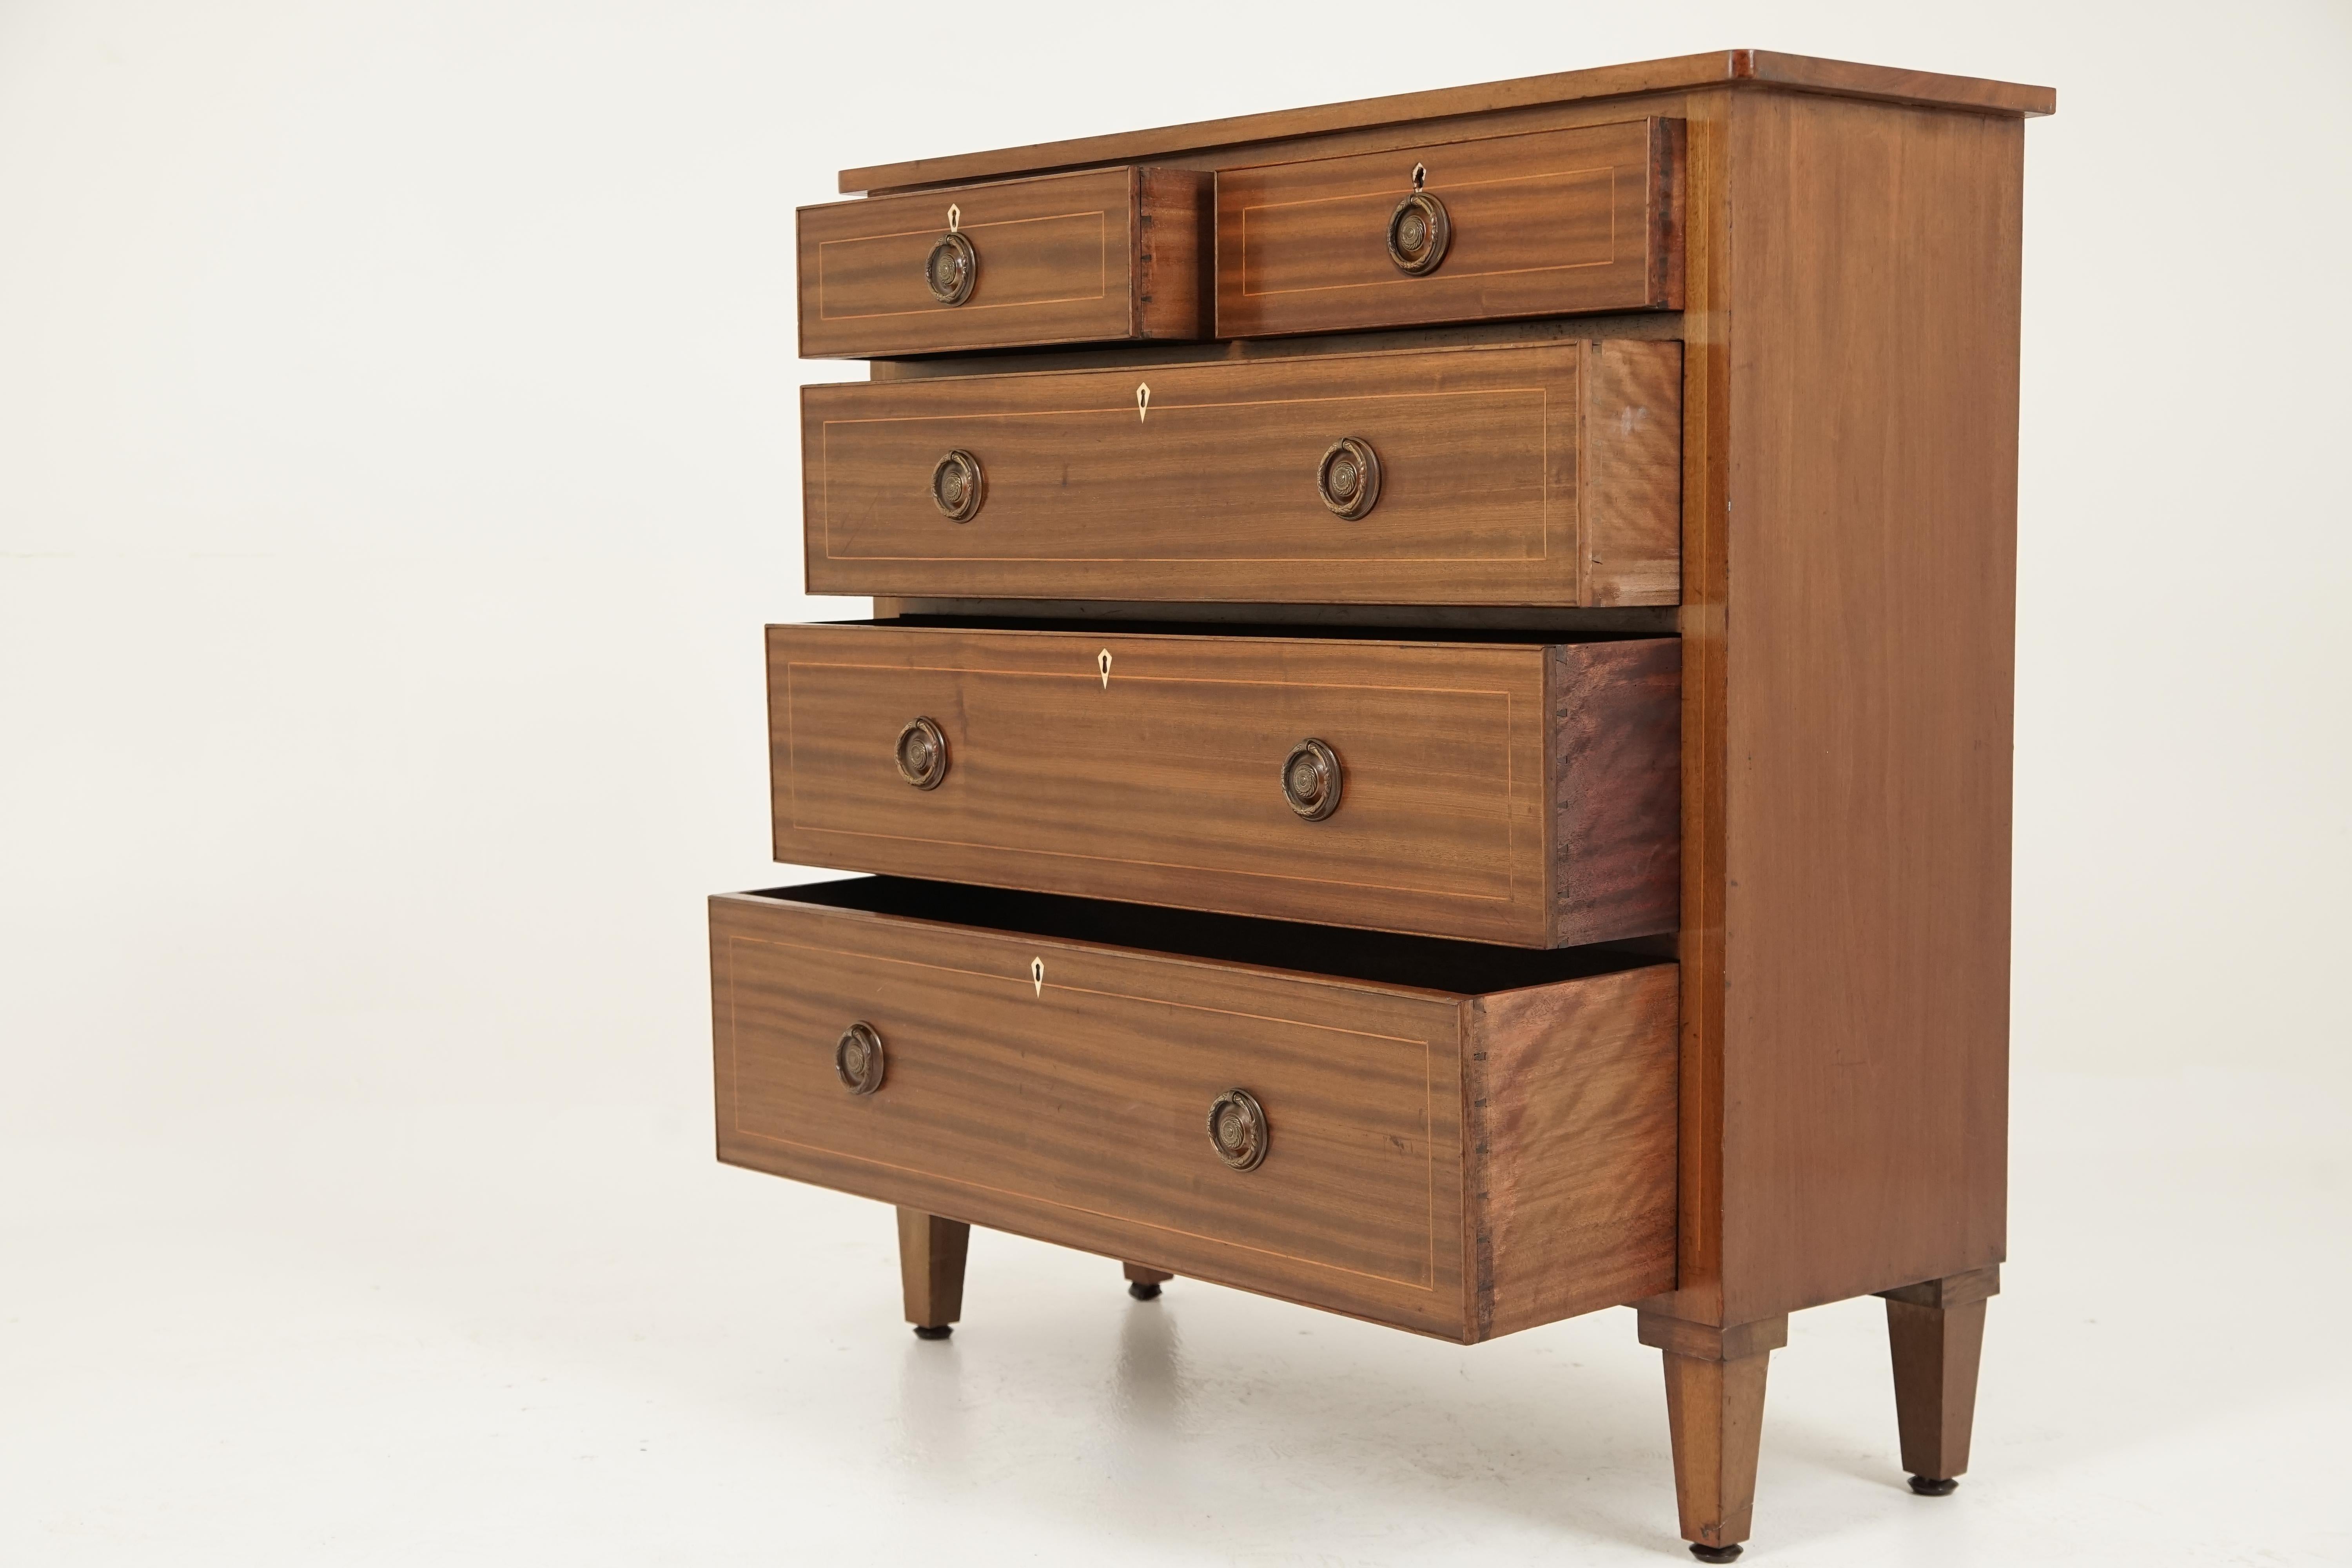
[
  {"left": 1206, "top": 1088, "right": 1269, "bottom": 1171},
  {"left": 1316, "top": 437, "right": 1381, "bottom": 520},
  {"left": 1280, "top": 737, "right": 1343, "bottom": 821},
  {"left": 836, "top": 1021, "right": 886, "bottom": 1095},
  {"left": 924, "top": 231, "right": 977, "bottom": 304},
  {"left": 895, "top": 716, "right": 950, "bottom": 789},
  {"left": 930, "top": 449, "right": 986, "bottom": 522},
  {"left": 1386, "top": 190, "right": 1450, "bottom": 275}
]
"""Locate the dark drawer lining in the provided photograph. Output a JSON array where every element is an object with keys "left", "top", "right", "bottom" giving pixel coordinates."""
[
  {"left": 836, "top": 615, "right": 1670, "bottom": 647},
  {"left": 753, "top": 876, "right": 1665, "bottom": 997}
]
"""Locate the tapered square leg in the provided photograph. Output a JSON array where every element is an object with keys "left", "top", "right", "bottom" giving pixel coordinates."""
[
  {"left": 1639, "top": 1312, "right": 1788, "bottom": 1560},
  {"left": 896, "top": 1208, "right": 969, "bottom": 1339},
  {"left": 1877, "top": 1265, "right": 1998, "bottom": 1490},
  {"left": 1122, "top": 1261, "right": 1173, "bottom": 1300}
]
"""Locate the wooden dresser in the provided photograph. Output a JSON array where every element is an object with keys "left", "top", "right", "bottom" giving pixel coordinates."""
[{"left": 713, "top": 49, "right": 2051, "bottom": 1559}]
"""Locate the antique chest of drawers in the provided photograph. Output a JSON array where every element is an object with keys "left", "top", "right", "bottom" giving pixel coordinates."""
[{"left": 716, "top": 49, "right": 2051, "bottom": 1560}]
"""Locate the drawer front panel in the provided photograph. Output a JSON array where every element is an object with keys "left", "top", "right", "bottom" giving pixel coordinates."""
[
  {"left": 711, "top": 890, "right": 1470, "bottom": 1331},
  {"left": 771, "top": 626, "right": 1550, "bottom": 943},
  {"left": 798, "top": 167, "right": 1210, "bottom": 358},
  {"left": 1216, "top": 119, "right": 1681, "bottom": 338},
  {"left": 803, "top": 341, "right": 1682, "bottom": 606}
]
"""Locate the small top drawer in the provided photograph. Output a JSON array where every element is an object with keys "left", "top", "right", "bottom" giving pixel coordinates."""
[
  {"left": 799, "top": 167, "right": 1212, "bottom": 358},
  {"left": 1216, "top": 118, "right": 1681, "bottom": 338}
]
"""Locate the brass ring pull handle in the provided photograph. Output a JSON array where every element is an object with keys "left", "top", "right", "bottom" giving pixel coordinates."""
[
  {"left": 1280, "top": 737, "right": 1343, "bottom": 820},
  {"left": 1386, "top": 190, "right": 1450, "bottom": 275},
  {"left": 836, "top": 1021, "right": 887, "bottom": 1095},
  {"left": 930, "top": 449, "right": 985, "bottom": 521},
  {"left": 924, "top": 230, "right": 978, "bottom": 304},
  {"left": 1316, "top": 437, "right": 1381, "bottom": 519},
  {"left": 895, "top": 717, "right": 950, "bottom": 789},
  {"left": 1206, "top": 1088, "right": 1269, "bottom": 1171}
]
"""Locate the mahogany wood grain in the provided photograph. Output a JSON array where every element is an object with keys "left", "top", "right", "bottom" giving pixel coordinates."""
[
  {"left": 1584, "top": 341, "right": 1685, "bottom": 604},
  {"left": 1136, "top": 168, "right": 1212, "bottom": 341},
  {"left": 1884, "top": 1300, "right": 1988, "bottom": 1484},
  {"left": 1701, "top": 90, "right": 2020, "bottom": 1325},
  {"left": 1659, "top": 80, "right": 1734, "bottom": 1334},
  {"left": 749, "top": 59, "right": 2044, "bottom": 1553},
  {"left": 1551, "top": 639, "right": 1682, "bottom": 944},
  {"left": 802, "top": 341, "right": 1683, "bottom": 607},
  {"left": 765, "top": 622, "right": 1679, "bottom": 947},
  {"left": 1877, "top": 1263, "right": 1999, "bottom": 1312},
  {"left": 1216, "top": 119, "right": 1680, "bottom": 338},
  {"left": 1639, "top": 1311, "right": 1786, "bottom": 1553},
  {"left": 797, "top": 167, "right": 1209, "bottom": 358},
  {"left": 710, "top": 879, "right": 1677, "bottom": 1340},
  {"left": 1471, "top": 970, "right": 1679, "bottom": 1338},
  {"left": 839, "top": 53, "right": 2053, "bottom": 193},
  {"left": 896, "top": 1208, "right": 969, "bottom": 1329},
  {"left": 1879, "top": 1264, "right": 1998, "bottom": 1483}
]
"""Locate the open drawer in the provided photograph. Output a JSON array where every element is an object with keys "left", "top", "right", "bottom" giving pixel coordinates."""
[
  {"left": 711, "top": 876, "right": 1679, "bottom": 1340},
  {"left": 799, "top": 167, "right": 1211, "bottom": 358},
  {"left": 768, "top": 619, "right": 1680, "bottom": 948}
]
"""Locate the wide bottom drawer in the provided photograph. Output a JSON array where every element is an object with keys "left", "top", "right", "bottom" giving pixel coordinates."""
[{"left": 711, "top": 876, "right": 1677, "bottom": 1341}]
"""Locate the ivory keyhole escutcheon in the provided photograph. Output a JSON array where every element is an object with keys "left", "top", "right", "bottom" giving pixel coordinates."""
[
  {"left": 1136, "top": 383, "right": 1150, "bottom": 422},
  {"left": 946, "top": 203, "right": 960, "bottom": 232},
  {"left": 1098, "top": 649, "right": 1112, "bottom": 688},
  {"left": 1031, "top": 957, "right": 1044, "bottom": 996}
]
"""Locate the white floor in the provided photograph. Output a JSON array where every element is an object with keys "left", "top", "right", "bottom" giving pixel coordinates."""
[{"left": 3, "top": 1068, "right": 2346, "bottom": 1567}]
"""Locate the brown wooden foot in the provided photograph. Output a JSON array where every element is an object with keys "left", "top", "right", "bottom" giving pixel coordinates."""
[
  {"left": 1639, "top": 1311, "right": 1787, "bottom": 1555},
  {"left": 897, "top": 1207, "right": 969, "bottom": 1338},
  {"left": 1877, "top": 1264, "right": 1998, "bottom": 1486},
  {"left": 1123, "top": 1262, "right": 1173, "bottom": 1300}
]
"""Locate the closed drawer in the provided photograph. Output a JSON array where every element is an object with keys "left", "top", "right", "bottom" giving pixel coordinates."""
[
  {"left": 798, "top": 167, "right": 1211, "bottom": 358},
  {"left": 768, "top": 622, "right": 1679, "bottom": 947},
  {"left": 711, "top": 877, "right": 1678, "bottom": 1340},
  {"left": 1216, "top": 118, "right": 1682, "bottom": 338},
  {"left": 802, "top": 340, "right": 1682, "bottom": 606}
]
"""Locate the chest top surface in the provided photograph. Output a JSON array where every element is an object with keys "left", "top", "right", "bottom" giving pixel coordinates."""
[{"left": 839, "top": 49, "right": 2055, "bottom": 194}]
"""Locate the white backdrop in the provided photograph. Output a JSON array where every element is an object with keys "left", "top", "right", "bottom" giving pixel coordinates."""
[
  {"left": 4, "top": 1, "right": 2348, "bottom": 1126},
  {"left": 3, "top": 5, "right": 2348, "bottom": 1564}
]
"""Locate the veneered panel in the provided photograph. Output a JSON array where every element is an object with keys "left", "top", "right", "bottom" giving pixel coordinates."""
[
  {"left": 797, "top": 166, "right": 1209, "bottom": 358},
  {"left": 1217, "top": 120, "right": 1679, "bottom": 338},
  {"left": 802, "top": 341, "right": 1683, "bottom": 607},
  {"left": 1713, "top": 91, "right": 2018, "bottom": 1323}
]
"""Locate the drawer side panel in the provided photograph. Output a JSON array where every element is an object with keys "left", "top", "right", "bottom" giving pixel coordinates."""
[
  {"left": 1552, "top": 639, "right": 1683, "bottom": 944},
  {"left": 1584, "top": 339, "right": 1686, "bottom": 606},
  {"left": 1469, "top": 964, "right": 1680, "bottom": 1338}
]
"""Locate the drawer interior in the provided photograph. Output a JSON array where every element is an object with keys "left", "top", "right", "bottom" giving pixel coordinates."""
[
  {"left": 755, "top": 875, "right": 1667, "bottom": 995},
  {"left": 854, "top": 613, "right": 1668, "bottom": 646}
]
